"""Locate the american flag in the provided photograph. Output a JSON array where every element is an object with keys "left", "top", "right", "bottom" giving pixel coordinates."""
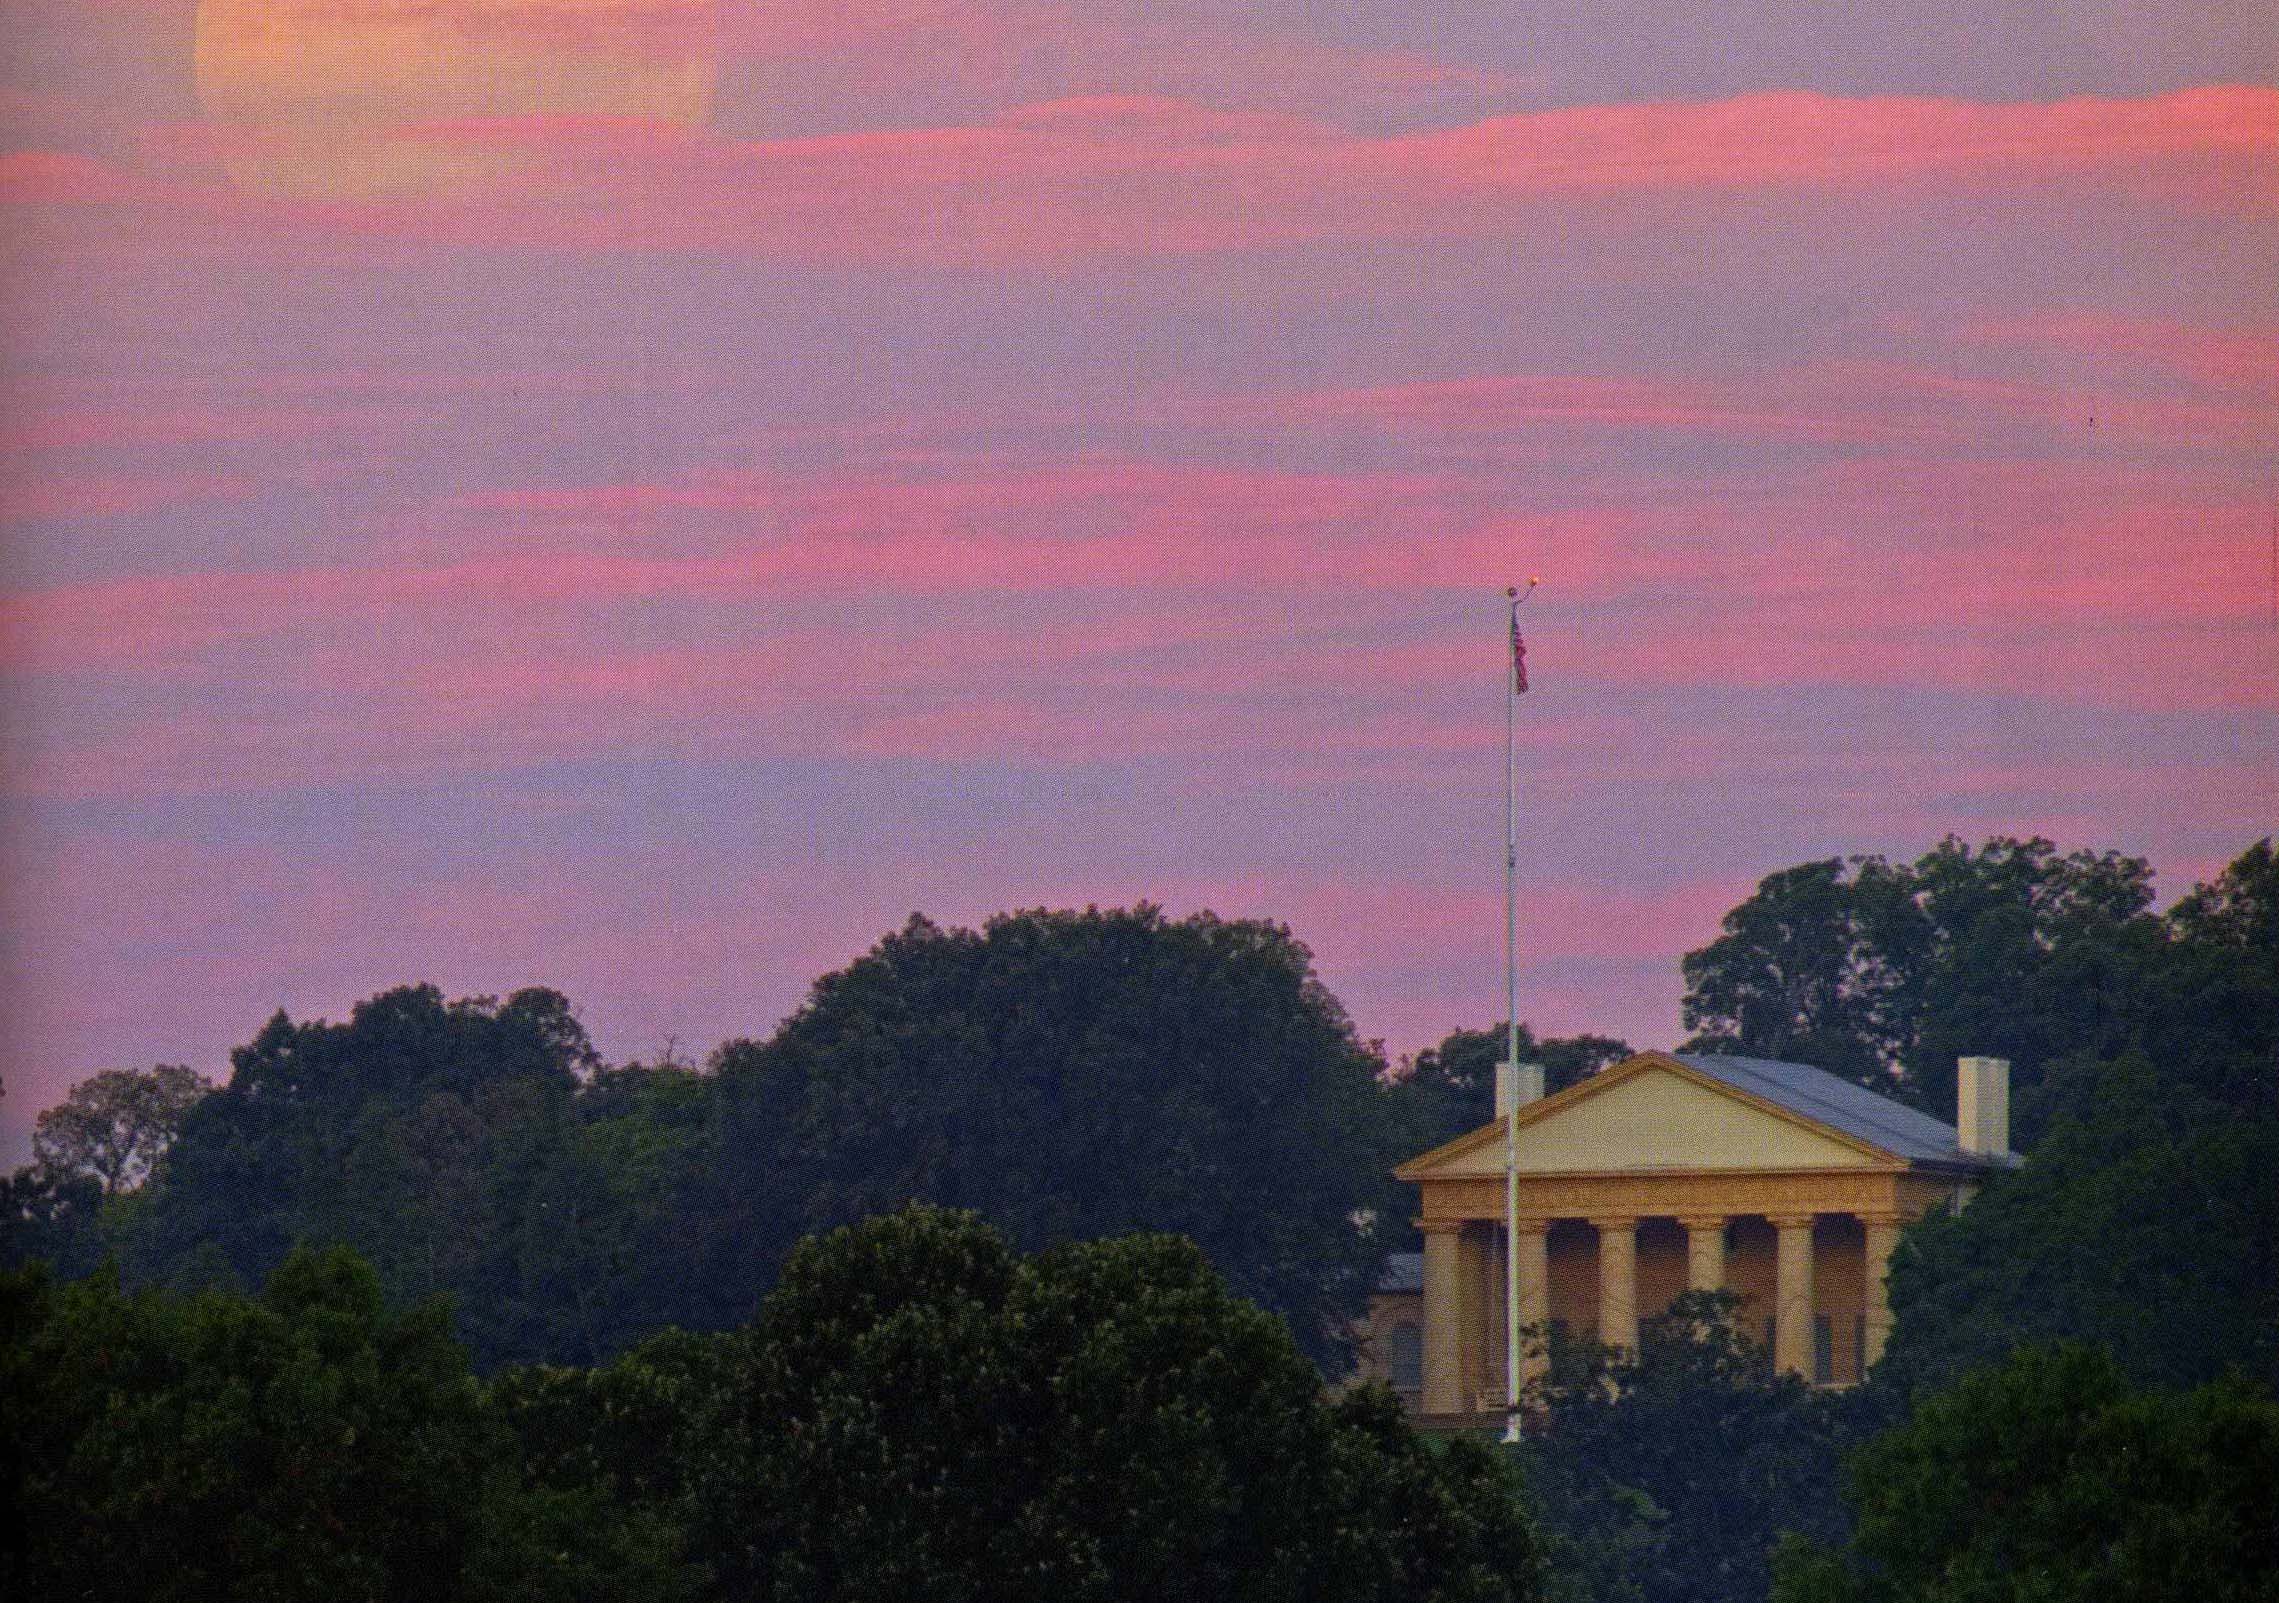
[{"left": 1511, "top": 619, "right": 1529, "bottom": 694}]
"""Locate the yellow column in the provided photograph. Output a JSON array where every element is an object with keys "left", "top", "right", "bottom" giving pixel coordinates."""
[
  {"left": 1595, "top": 1216, "right": 1639, "bottom": 1354},
  {"left": 1456, "top": 1225, "right": 1493, "bottom": 1409},
  {"left": 1420, "top": 1220, "right": 1465, "bottom": 1414},
  {"left": 1680, "top": 1215, "right": 1727, "bottom": 1294},
  {"left": 1515, "top": 1219, "right": 1551, "bottom": 1398},
  {"left": 1771, "top": 1213, "right": 1817, "bottom": 1379},
  {"left": 1486, "top": 1228, "right": 1509, "bottom": 1406},
  {"left": 1862, "top": 1214, "right": 1903, "bottom": 1373}
]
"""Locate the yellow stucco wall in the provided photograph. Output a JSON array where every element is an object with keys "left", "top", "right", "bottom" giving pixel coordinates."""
[{"left": 1427, "top": 1066, "right": 1878, "bottom": 1176}]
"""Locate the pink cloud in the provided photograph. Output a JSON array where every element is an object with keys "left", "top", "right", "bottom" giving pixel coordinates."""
[
  {"left": 0, "top": 470, "right": 259, "bottom": 523},
  {"left": 504, "top": 85, "right": 2279, "bottom": 260},
  {"left": 0, "top": 148, "right": 144, "bottom": 204},
  {"left": 0, "top": 401, "right": 397, "bottom": 452},
  {"left": 713, "top": 0, "right": 1534, "bottom": 129},
  {"left": 1245, "top": 354, "right": 2278, "bottom": 459},
  {"left": 1952, "top": 314, "right": 2279, "bottom": 402},
  {"left": 1398, "top": 86, "right": 2275, "bottom": 193},
  {"left": 8, "top": 430, "right": 2266, "bottom": 682},
  {"left": 25, "top": 85, "right": 2270, "bottom": 263},
  {"left": 1245, "top": 372, "right": 1953, "bottom": 449}
]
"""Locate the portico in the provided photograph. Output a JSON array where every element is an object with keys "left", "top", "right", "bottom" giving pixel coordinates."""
[{"left": 1381, "top": 1051, "right": 2016, "bottom": 1421}]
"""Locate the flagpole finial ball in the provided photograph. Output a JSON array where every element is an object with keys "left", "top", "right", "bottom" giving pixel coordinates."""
[{"left": 1506, "top": 585, "right": 1518, "bottom": 598}]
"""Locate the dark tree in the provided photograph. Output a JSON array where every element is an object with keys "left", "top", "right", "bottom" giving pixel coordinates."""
[
  {"left": 703, "top": 906, "right": 1400, "bottom": 1363},
  {"left": 1900, "top": 837, "right": 2163, "bottom": 1121},
  {"left": 121, "top": 985, "right": 626, "bottom": 1366},
  {"left": 1771, "top": 1345, "right": 2279, "bottom": 1603},
  {"left": 1681, "top": 836, "right": 2196, "bottom": 1122},
  {"left": 2147, "top": 838, "right": 2279, "bottom": 1117},
  {"left": 731, "top": 1205, "right": 1542, "bottom": 1603},
  {"left": 0, "top": 1165, "right": 105, "bottom": 1276},
  {"left": 0, "top": 1247, "right": 691, "bottom": 1602},
  {"left": 492, "top": 1327, "right": 757, "bottom": 1597},
  {"left": 30, "top": 1063, "right": 212, "bottom": 1196},
  {"left": 1877, "top": 1051, "right": 2279, "bottom": 1395},
  {"left": 1680, "top": 857, "right": 1925, "bottom": 1091},
  {"left": 1517, "top": 1292, "right": 1884, "bottom": 1603}
]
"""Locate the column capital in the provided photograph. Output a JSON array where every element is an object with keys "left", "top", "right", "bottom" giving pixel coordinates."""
[
  {"left": 1589, "top": 1214, "right": 1641, "bottom": 1232},
  {"left": 1767, "top": 1211, "right": 1820, "bottom": 1230},
  {"left": 1684, "top": 1213, "right": 1727, "bottom": 1294},
  {"left": 1415, "top": 1218, "right": 1467, "bottom": 1236},
  {"left": 1675, "top": 1214, "right": 1728, "bottom": 1232},
  {"left": 1857, "top": 1211, "right": 1909, "bottom": 1229},
  {"left": 1511, "top": 1216, "right": 1553, "bottom": 1237}
]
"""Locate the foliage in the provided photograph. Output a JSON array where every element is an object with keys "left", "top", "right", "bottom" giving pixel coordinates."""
[
  {"left": 0, "top": 1163, "right": 106, "bottom": 1276},
  {"left": 115, "top": 984, "right": 716, "bottom": 1369},
  {"left": 492, "top": 1063, "right": 719, "bottom": 1365},
  {"left": 2146, "top": 838, "right": 2279, "bottom": 1118},
  {"left": 31, "top": 1062, "right": 212, "bottom": 1196},
  {"left": 703, "top": 906, "right": 1401, "bottom": 1365},
  {"left": 1517, "top": 1292, "right": 1885, "bottom": 1603},
  {"left": 11, "top": 1213, "right": 1539, "bottom": 1603},
  {"left": 719, "top": 1204, "right": 1541, "bottom": 1603},
  {"left": 1770, "top": 1344, "right": 2279, "bottom": 1603},
  {"left": 1681, "top": 835, "right": 2268, "bottom": 1129},
  {"left": 97, "top": 909, "right": 1416, "bottom": 1371},
  {"left": 1878, "top": 1052, "right": 2279, "bottom": 1393},
  {"left": 1680, "top": 856, "right": 1928, "bottom": 1092},
  {"left": 491, "top": 1327, "right": 758, "bottom": 1596},
  {"left": 0, "top": 1246, "right": 692, "bottom": 1603}
]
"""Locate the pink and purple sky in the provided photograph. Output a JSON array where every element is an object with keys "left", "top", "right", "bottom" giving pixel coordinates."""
[{"left": 2, "top": 0, "right": 2274, "bottom": 1157}]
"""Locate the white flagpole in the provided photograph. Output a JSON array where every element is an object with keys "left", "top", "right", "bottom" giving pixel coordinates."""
[{"left": 1503, "top": 580, "right": 1533, "bottom": 1444}]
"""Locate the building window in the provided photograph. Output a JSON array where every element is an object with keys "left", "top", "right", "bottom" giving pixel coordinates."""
[{"left": 1389, "top": 1321, "right": 1422, "bottom": 1392}]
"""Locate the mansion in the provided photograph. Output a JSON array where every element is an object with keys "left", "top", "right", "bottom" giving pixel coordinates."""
[{"left": 1356, "top": 1050, "right": 2019, "bottom": 1422}]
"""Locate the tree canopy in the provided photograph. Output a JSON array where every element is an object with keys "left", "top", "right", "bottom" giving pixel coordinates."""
[
  {"left": 631, "top": 1205, "right": 1541, "bottom": 1603},
  {"left": 5, "top": 842, "right": 2276, "bottom": 1602},
  {"left": 1771, "top": 1344, "right": 2279, "bottom": 1603},
  {"left": 1877, "top": 1051, "right": 2279, "bottom": 1394},
  {"left": 115, "top": 983, "right": 646, "bottom": 1365},
  {"left": 85, "top": 908, "right": 1412, "bottom": 1368},
  {"left": 10, "top": 1212, "right": 1541, "bottom": 1603},
  {"left": 1681, "top": 835, "right": 2269, "bottom": 1129},
  {"left": 701, "top": 905, "right": 1401, "bottom": 1362},
  {"left": 1517, "top": 1292, "right": 1883, "bottom": 1603},
  {"left": 30, "top": 1063, "right": 211, "bottom": 1196},
  {"left": 1, "top": 1247, "right": 689, "bottom": 1603}
]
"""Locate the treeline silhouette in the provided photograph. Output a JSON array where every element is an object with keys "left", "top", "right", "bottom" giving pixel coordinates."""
[
  {"left": 4, "top": 839, "right": 2275, "bottom": 1603},
  {"left": 4, "top": 1209, "right": 1540, "bottom": 1602}
]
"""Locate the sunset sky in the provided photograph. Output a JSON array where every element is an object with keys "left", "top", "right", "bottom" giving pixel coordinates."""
[{"left": 2, "top": 0, "right": 2273, "bottom": 1156}]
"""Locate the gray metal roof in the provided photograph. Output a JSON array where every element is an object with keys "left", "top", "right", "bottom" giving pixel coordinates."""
[
  {"left": 1376, "top": 1251, "right": 1423, "bottom": 1294},
  {"left": 1668, "top": 1053, "right": 2018, "bottom": 1168}
]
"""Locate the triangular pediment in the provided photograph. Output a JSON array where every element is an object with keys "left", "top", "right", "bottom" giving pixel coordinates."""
[{"left": 1396, "top": 1051, "right": 1897, "bottom": 1179}]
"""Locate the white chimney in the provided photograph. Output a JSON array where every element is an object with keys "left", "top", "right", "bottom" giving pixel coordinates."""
[
  {"left": 1956, "top": 1056, "right": 2010, "bottom": 1156},
  {"left": 1496, "top": 1061, "right": 1545, "bottom": 1119}
]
